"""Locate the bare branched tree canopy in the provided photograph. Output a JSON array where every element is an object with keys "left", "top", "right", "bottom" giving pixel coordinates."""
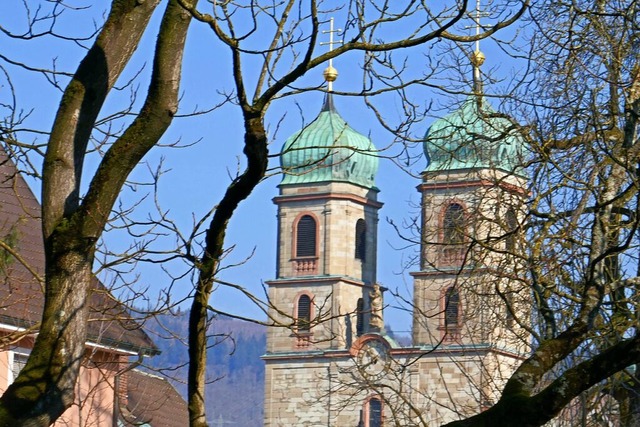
[{"left": 1, "top": 0, "right": 640, "bottom": 426}]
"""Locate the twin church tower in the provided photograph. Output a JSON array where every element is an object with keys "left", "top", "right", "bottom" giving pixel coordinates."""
[{"left": 263, "top": 47, "right": 529, "bottom": 426}]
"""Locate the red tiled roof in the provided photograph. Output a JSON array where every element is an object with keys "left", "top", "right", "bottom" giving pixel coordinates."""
[
  {"left": 123, "top": 370, "right": 188, "bottom": 427},
  {"left": 0, "top": 149, "right": 158, "bottom": 355}
]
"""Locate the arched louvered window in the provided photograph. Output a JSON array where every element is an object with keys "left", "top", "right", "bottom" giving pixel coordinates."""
[
  {"left": 505, "top": 208, "right": 518, "bottom": 252},
  {"left": 443, "top": 203, "right": 466, "bottom": 244},
  {"left": 366, "top": 397, "right": 383, "bottom": 427},
  {"left": 356, "top": 298, "right": 364, "bottom": 337},
  {"left": 444, "top": 287, "right": 460, "bottom": 328},
  {"left": 296, "top": 294, "right": 312, "bottom": 332},
  {"left": 296, "top": 215, "right": 317, "bottom": 257},
  {"left": 355, "top": 219, "right": 367, "bottom": 261}
]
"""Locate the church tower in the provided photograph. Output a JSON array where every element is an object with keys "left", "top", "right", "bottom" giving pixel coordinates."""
[
  {"left": 265, "top": 90, "right": 382, "bottom": 353},
  {"left": 263, "top": 54, "right": 388, "bottom": 424},
  {"left": 409, "top": 47, "right": 530, "bottom": 419},
  {"left": 412, "top": 48, "right": 528, "bottom": 348}
]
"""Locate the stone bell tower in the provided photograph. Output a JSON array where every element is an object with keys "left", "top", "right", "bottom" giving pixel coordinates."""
[
  {"left": 408, "top": 47, "right": 530, "bottom": 421},
  {"left": 264, "top": 91, "right": 383, "bottom": 353},
  {"left": 411, "top": 47, "right": 528, "bottom": 352},
  {"left": 263, "top": 52, "right": 387, "bottom": 423},
  {"left": 263, "top": 18, "right": 531, "bottom": 426}
]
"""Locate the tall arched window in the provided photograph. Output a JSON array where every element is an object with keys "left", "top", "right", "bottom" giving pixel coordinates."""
[
  {"left": 365, "top": 397, "right": 383, "bottom": 427},
  {"left": 296, "top": 215, "right": 317, "bottom": 257},
  {"left": 443, "top": 203, "right": 466, "bottom": 244},
  {"left": 505, "top": 208, "right": 518, "bottom": 252},
  {"left": 444, "top": 287, "right": 460, "bottom": 328},
  {"left": 355, "top": 219, "right": 367, "bottom": 261},
  {"left": 296, "top": 294, "right": 312, "bottom": 332}
]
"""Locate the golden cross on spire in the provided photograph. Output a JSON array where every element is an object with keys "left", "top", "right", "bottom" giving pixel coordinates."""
[{"left": 320, "top": 17, "right": 343, "bottom": 92}]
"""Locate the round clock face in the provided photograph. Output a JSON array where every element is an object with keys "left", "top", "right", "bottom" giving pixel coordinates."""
[{"left": 356, "top": 339, "right": 390, "bottom": 379}]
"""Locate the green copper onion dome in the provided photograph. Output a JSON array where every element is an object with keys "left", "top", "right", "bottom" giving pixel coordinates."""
[
  {"left": 281, "top": 94, "right": 378, "bottom": 188},
  {"left": 423, "top": 95, "right": 525, "bottom": 174}
]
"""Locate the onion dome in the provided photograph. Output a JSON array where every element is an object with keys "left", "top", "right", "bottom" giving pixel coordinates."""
[
  {"left": 280, "top": 94, "right": 378, "bottom": 188},
  {"left": 423, "top": 95, "right": 525, "bottom": 174}
]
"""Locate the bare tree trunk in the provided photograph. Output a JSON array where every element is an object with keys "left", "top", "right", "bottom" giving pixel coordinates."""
[
  {"left": 0, "top": 240, "right": 95, "bottom": 427},
  {"left": 188, "top": 114, "right": 269, "bottom": 427},
  {"left": 444, "top": 334, "right": 640, "bottom": 427}
]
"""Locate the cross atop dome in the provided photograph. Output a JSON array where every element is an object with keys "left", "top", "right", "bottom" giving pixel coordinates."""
[{"left": 320, "top": 17, "right": 342, "bottom": 92}]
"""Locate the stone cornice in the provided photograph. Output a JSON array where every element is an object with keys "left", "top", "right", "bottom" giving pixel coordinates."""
[
  {"left": 410, "top": 268, "right": 480, "bottom": 278},
  {"left": 265, "top": 275, "right": 367, "bottom": 287},
  {"left": 262, "top": 343, "right": 527, "bottom": 361},
  {"left": 417, "top": 178, "right": 527, "bottom": 196},
  {"left": 273, "top": 191, "right": 383, "bottom": 209}
]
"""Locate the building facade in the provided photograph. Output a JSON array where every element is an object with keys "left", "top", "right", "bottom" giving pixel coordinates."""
[{"left": 263, "top": 61, "right": 529, "bottom": 426}]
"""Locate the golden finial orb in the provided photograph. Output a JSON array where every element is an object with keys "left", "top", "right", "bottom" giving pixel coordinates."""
[
  {"left": 323, "top": 65, "right": 338, "bottom": 83},
  {"left": 470, "top": 49, "right": 486, "bottom": 68}
]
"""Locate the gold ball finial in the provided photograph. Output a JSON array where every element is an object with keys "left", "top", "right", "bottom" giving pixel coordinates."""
[
  {"left": 323, "top": 65, "right": 338, "bottom": 83},
  {"left": 470, "top": 49, "right": 486, "bottom": 68}
]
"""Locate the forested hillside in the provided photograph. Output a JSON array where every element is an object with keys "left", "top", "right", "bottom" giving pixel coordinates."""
[{"left": 145, "top": 313, "right": 266, "bottom": 427}]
